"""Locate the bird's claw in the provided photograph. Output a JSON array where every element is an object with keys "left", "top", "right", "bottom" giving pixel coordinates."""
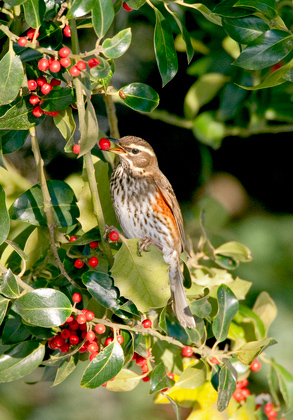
[
  {"left": 138, "top": 237, "right": 153, "bottom": 255},
  {"left": 103, "top": 225, "right": 120, "bottom": 242}
]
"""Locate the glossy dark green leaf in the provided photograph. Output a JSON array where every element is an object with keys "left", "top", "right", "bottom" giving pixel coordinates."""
[
  {"left": 239, "top": 60, "right": 293, "bottom": 90},
  {"left": 53, "top": 354, "right": 79, "bottom": 386},
  {"left": 102, "top": 28, "right": 132, "bottom": 59},
  {"left": 82, "top": 271, "right": 124, "bottom": 316},
  {"left": 79, "top": 100, "right": 99, "bottom": 156},
  {"left": 40, "top": 87, "right": 75, "bottom": 112},
  {"left": 12, "top": 288, "right": 72, "bottom": 327},
  {"left": 222, "top": 16, "right": 270, "bottom": 44},
  {"left": 154, "top": 8, "right": 178, "bottom": 86},
  {"left": 176, "top": 360, "right": 207, "bottom": 389},
  {"left": 23, "top": 0, "right": 46, "bottom": 28},
  {"left": 5, "top": 0, "right": 26, "bottom": 5},
  {"left": 66, "top": 0, "right": 95, "bottom": 18},
  {"left": 119, "top": 83, "right": 160, "bottom": 112},
  {"left": 53, "top": 108, "right": 76, "bottom": 152},
  {"left": 13, "top": 42, "right": 43, "bottom": 63},
  {"left": 190, "top": 295, "right": 212, "bottom": 319},
  {"left": 0, "top": 48, "right": 24, "bottom": 106},
  {"left": 212, "top": 284, "right": 239, "bottom": 343},
  {"left": 0, "top": 341, "right": 45, "bottom": 383},
  {"left": 38, "top": 21, "right": 63, "bottom": 51},
  {"left": 90, "top": 57, "right": 111, "bottom": 79},
  {"left": 0, "top": 269, "right": 20, "bottom": 298},
  {"left": 270, "top": 360, "right": 293, "bottom": 410},
  {"left": 0, "top": 99, "right": 45, "bottom": 130},
  {"left": 92, "top": 0, "right": 114, "bottom": 38},
  {"left": 217, "top": 82, "right": 247, "bottom": 121},
  {"left": 2, "top": 313, "right": 30, "bottom": 344},
  {"left": 24, "top": 324, "right": 55, "bottom": 340},
  {"left": 234, "top": 30, "right": 293, "bottom": 70},
  {"left": 9, "top": 180, "right": 79, "bottom": 227},
  {"left": 217, "top": 360, "right": 237, "bottom": 412},
  {"left": 1, "top": 130, "right": 28, "bottom": 154},
  {"left": 0, "top": 296, "right": 9, "bottom": 327},
  {"left": 63, "top": 227, "right": 101, "bottom": 247},
  {"left": 234, "top": 0, "right": 277, "bottom": 19},
  {"left": 237, "top": 337, "right": 277, "bottom": 364},
  {"left": 0, "top": 186, "right": 9, "bottom": 245},
  {"left": 167, "top": 9, "right": 194, "bottom": 64},
  {"left": 213, "top": 0, "right": 254, "bottom": 18},
  {"left": 81, "top": 341, "right": 124, "bottom": 388},
  {"left": 149, "top": 361, "right": 174, "bottom": 394}
]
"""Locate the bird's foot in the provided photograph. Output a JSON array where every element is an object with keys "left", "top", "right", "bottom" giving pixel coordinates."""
[
  {"left": 103, "top": 225, "right": 121, "bottom": 242},
  {"left": 138, "top": 237, "right": 164, "bottom": 255}
]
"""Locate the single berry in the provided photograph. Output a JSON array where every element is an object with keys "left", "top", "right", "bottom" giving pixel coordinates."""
[
  {"left": 182, "top": 346, "right": 193, "bottom": 357},
  {"left": 105, "top": 337, "right": 113, "bottom": 346},
  {"left": 236, "top": 379, "right": 248, "bottom": 389},
  {"left": 77, "top": 314, "right": 87, "bottom": 324},
  {"left": 136, "top": 355, "right": 147, "bottom": 366},
  {"left": 241, "top": 388, "right": 250, "bottom": 398},
  {"left": 63, "top": 25, "right": 71, "bottom": 37},
  {"left": 76, "top": 60, "right": 86, "bottom": 71},
  {"left": 69, "top": 65, "right": 80, "bottom": 77},
  {"left": 50, "top": 111, "right": 59, "bottom": 117},
  {"left": 27, "top": 28, "right": 39, "bottom": 39},
  {"left": 142, "top": 319, "right": 152, "bottom": 328},
  {"left": 18, "top": 37, "right": 28, "bottom": 47},
  {"left": 41, "top": 83, "right": 52, "bottom": 95},
  {"left": 60, "top": 329, "right": 71, "bottom": 339},
  {"left": 167, "top": 372, "right": 175, "bottom": 380},
  {"left": 119, "top": 90, "right": 126, "bottom": 99},
  {"left": 48, "top": 337, "right": 58, "bottom": 350},
  {"left": 70, "top": 236, "right": 77, "bottom": 242},
  {"left": 142, "top": 376, "right": 150, "bottom": 382},
  {"left": 89, "top": 257, "right": 99, "bottom": 267},
  {"left": 141, "top": 364, "right": 149, "bottom": 373},
  {"left": 233, "top": 389, "right": 246, "bottom": 402},
  {"left": 109, "top": 231, "right": 119, "bottom": 241},
  {"left": 60, "top": 57, "right": 72, "bottom": 68},
  {"left": 29, "top": 95, "right": 40, "bottom": 105},
  {"left": 66, "top": 315, "right": 74, "bottom": 323},
  {"left": 69, "top": 335, "right": 79, "bottom": 345},
  {"left": 210, "top": 357, "right": 220, "bottom": 364},
  {"left": 268, "top": 410, "right": 278, "bottom": 419},
  {"left": 90, "top": 352, "right": 98, "bottom": 361},
  {"left": 69, "top": 320, "right": 79, "bottom": 330},
  {"left": 89, "top": 241, "right": 99, "bottom": 249},
  {"left": 99, "top": 138, "right": 111, "bottom": 151},
  {"left": 85, "top": 311, "right": 95, "bottom": 321},
  {"left": 72, "top": 292, "right": 82, "bottom": 303},
  {"left": 265, "top": 403, "right": 275, "bottom": 415},
  {"left": 38, "top": 58, "right": 50, "bottom": 71},
  {"left": 51, "top": 78, "right": 61, "bottom": 87},
  {"left": 32, "top": 106, "right": 43, "bottom": 117},
  {"left": 88, "top": 342, "right": 99, "bottom": 353},
  {"left": 250, "top": 359, "right": 261, "bottom": 371},
  {"left": 54, "top": 335, "right": 65, "bottom": 347},
  {"left": 95, "top": 324, "right": 106, "bottom": 334},
  {"left": 88, "top": 58, "right": 100, "bottom": 68},
  {"left": 28, "top": 79, "right": 37, "bottom": 91},
  {"left": 117, "top": 335, "right": 124, "bottom": 344},
  {"left": 123, "top": 2, "right": 133, "bottom": 11},
  {"left": 60, "top": 343, "right": 70, "bottom": 353},
  {"left": 74, "top": 258, "right": 84, "bottom": 268},
  {"left": 86, "top": 331, "right": 96, "bottom": 341},
  {"left": 37, "top": 76, "right": 47, "bottom": 87},
  {"left": 49, "top": 60, "right": 61, "bottom": 73},
  {"left": 79, "top": 323, "right": 87, "bottom": 331},
  {"left": 59, "top": 47, "right": 71, "bottom": 58},
  {"left": 73, "top": 144, "right": 80, "bottom": 155}
]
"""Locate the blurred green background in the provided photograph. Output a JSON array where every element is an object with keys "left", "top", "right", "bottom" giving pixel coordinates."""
[{"left": 1, "top": 1, "right": 293, "bottom": 419}]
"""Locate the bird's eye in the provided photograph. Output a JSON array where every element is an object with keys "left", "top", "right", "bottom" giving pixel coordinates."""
[{"left": 131, "top": 148, "right": 139, "bottom": 154}]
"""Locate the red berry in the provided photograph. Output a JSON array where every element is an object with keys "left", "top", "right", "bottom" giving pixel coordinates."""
[
  {"left": 74, "top": 258, "right": 84, "bottom": 268},
  {"left": 48, "top": 337, "right": 58, "bottom": 350},
  {"left": 38, "top": 58, "right": 50, "bottom": 71},
  {"left": 60, "top": 343, "right": 70, "bottom": 353},
  {"left": 76, "top": 60, "right": 87, "bottom": 71},
  {"left": 54, "top": 335, "right": 65, "bottom": 347},
  {"left": 95, "top": 324, "right": 106, "bottom": 334},
  {"left": 89, "top": 257, "right": 99, "bottom": 267},
  {"left": 77, "top": 314, "right": 87, "bottom": 324},
  {"left": 241, "top": 388, "right": 250, "bottom": 398},
  {"left": 233, "top": 389, "right": 246, "bottom": 402},
  {"left": 136, "top": 355, "right": 147, "bottom": 366},
  {"left": 250, "top": 359, "right": 261, "bottom": 371},
  {"left": 59, "top": 47, "right": 71, "bottom": 58},
  {"left": 37, "top": 76, "right": 47, "bottom": 87},
  {"left": 85, "top": 311, "right": 95, "bottom": 321},
  {"left": 69, "top": 65, "right": 80, "bottom": 77},
  {"left": 72, "top": 292, "right": 82, "bottom": 303},
  {"left": 90, "top": 352, "right": 98, "bottom": 361},
  {"left": 32, "top": 106, "right": 43, "bottom": 117},
  {"left": 109, "top": 231, "right": 119, "bottom": 241},
  {"left": 236, "top": 379, "right": 248, "bottom": 389},
  {"left": 41, "top": 83, "right": 52, "bottom": 95},
  {"left": 182, "top": 346, "right": 193, "bottom": 357},
  {"left": 88, "top": 58, "right": 100, "bottom": 68},
  {"left": 66, "top": 315, "right": 74, "bottom": 323},
  {"left": 142, "top": 319, "right": 152, "bottom": 328},
  {"left": 79, "top": 323, "right": 87, "bottom": 331},
  {"left": 49, "top": 60, "right": 61, "bottom": 73},
  {"left": 89, "top": 241, "right": 99, "bottom": 249},
  {"left": 60, "top": 57, "right": 72, "bottom": 68},
  {"left": 69, "top": 335, "right": 79, "bottom": 345},
  {"left": 50, "top": 111, "right": 59, "bottom": 117},
  {"left": 210, "top": 357, "right": 220, "bottom": 364},
  {"left": 265, "top": 403, "right": 275, "bottom": 415},
  {"left": 142, "top": 376, "right": 150, "bottom": 382},
  {"left": 73, "top": 144, "right": 80, "bottom": 155},
  {"left": 268, "top": 410, "right": 278, "bottom": 419},
  {"left": 88, "top": 342, "right": 99, "bottom": 353},
  {"left": 117, "top": 335, "right": 124, "bottom": 344},
  {"left": 29, "top": 95, "right": 40, "bottom": 105},
  {"left": 51, "top": 78, "right": 61, "bottom": 87},
  {"left": 141, "top": 364, "right": 149, "bottom": 373},
  {"left": 69, "top": 320, "right": 79, "bottom": 330},
  {"left": 167, "top": 372, "right": 175, "bottom": 380},
  {"left": 18, "top": 37, "right": 28, "bottom": 47},
  {"left": 63, "top": 25, "right": 71, "bottom": 37},
  {"left": 70, "top": 236, "right": 77, "bottom": 242},
  {"left": 123, "top": 2, "right": 133, "bottom": 11},
  {"left": 105, "top": 337, "right": 113, "bottom": 346},
  {"left": 60, "top": 329, "right": 71, "bottom": 339},
  {"left": 99, "top": 138, "right": 111, "bottom": 151},
  {"left": 86, "top": 331, "right": 96, "bottom": 341},
  {"left": 28, "top": 79, "right": 37, "bottom": 90},
  {"left": 79, "top": 344, "right": 88, "bottom": 353},
  {"left": 27, "top": 28, "right": 39, "bottom": 39}
]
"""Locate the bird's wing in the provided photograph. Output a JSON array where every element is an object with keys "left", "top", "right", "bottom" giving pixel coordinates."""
[{"left": 153, "top": 172, "right": 186, "bottom": 250}]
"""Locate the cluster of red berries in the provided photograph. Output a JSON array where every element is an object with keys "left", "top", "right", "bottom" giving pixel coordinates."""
[
  {"left": 233, "top": 379, "right": 250, "bottom": 402},
  {"left": 69, "top": 237, "right": 104, "bottom": 269},
  {"left": 264, "top": 403, "right": 285, "bottom": 420}
]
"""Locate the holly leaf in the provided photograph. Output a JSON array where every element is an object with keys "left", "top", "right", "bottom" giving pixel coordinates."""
[
  {"left": 222, "top": 16, "right": 270, "bottom": 45},
  {"left": 66, "top": 0, "right": 95, "bottom": 18},
  {"left": 270, "top": 360, "right": 293, "bottom": 411},
  {"left": 23, "top": 0, "right": 46, "bottom": 28},
  {"left": 92, "top": 0, "right": 114, "bottom": 38},
  {"left": 0, "top": 297, "right": 9, "bottom": 327},
  {"left": 106, "top": 368, "right": 141, "bottom": 391},
  {"left": 0, "top": 186, "right": 9, "bottom": 245},
  {"left": 1, "top": 130, "right": 28, "bottom": 154},
  {"left": 2, "top": 313, "right": 30, "bottom": 344},
  {"left": 176, "top": 360, "right": 207, "bottom": 389},
  {"left": 150, "top": 362, "right": 175, "bottom": 394},
  {"left": 237, "top": 337, "right": 277, "bottom": 365},
  {"left": 53, "top": 354, "right": 79, "bottom": 386},
  {"left": 0, "top": 98, "right": 45, "bottom": 130},
  {"left": 212, "top": 284, "right": 239, "bottom": 343},
  {"left": 0, "top": 48, "right": 24, "bottom": 106},
  {"left": 102, "top": 28, "right": 132, "bottom": 59},
  {"left": 79, "top": 100, "right": 99, "bottom": 157},
  {"left": 0, "top": 269, "right": 20, "bottom": 298},
  {"left": 217, "top": 360, "right": 237, "bottom": 412},
  {"left": 110, "top": 239, "right": 170, "bottom": 312},
  {"left": 53, "top": 107, "right": 76, "bottom": 152},
  {"left": 40, "top": 87, "right": 75, "bottom": 112},
  {"left": 119, "top": 83, "right": 160, "bottom": 112}
]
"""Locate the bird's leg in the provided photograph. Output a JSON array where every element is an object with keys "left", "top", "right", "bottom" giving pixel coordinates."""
[{"left": 138, "top": 237, "right": 164, "bottom": 255}]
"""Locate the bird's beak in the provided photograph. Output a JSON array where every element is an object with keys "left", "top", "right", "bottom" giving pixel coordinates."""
[{"left": 109, "top": 139, "right": 127, "bottom": 155}]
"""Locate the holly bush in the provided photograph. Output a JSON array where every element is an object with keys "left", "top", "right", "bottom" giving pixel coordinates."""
[{"left": 0, "top": 0, "right": 293, "bottom": 419}]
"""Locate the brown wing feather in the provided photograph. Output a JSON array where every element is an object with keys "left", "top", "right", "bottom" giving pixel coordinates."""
[{"left": 153, "top": 171, "right": 186, "bottom": 251}]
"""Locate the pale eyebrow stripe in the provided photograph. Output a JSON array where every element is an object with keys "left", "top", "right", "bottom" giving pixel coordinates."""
[{"left": 127, "top": 144, "right": 156, "bottom": 156}]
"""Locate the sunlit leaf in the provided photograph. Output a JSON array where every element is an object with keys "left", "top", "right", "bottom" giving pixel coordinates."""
[
  {"left": 0, "top": 48, "right": 24, "bottom": 106},
  {"left": 0, "top": 186, "right": 9, "bottom": 245},
  {"left": 237, "top": 337, "right": 277, "bottom": 365},
  {"left": 23, "top": 0, "right": 46, "bottom": 28}
]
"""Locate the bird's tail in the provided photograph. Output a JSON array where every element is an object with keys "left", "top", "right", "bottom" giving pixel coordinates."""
[{"left": 169, "top": 257, "right": 195, "bottom": 329}]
